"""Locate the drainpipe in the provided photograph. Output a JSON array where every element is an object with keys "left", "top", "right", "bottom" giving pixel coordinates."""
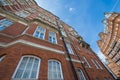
[
  {"left": 72, "top": 44, "right": 91, "bottom": 80},
  {"left": 56, "top": 20, "right": 79, "bottom": 80}
]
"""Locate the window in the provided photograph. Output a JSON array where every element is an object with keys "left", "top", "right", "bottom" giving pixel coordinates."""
[
  {"left": 0, "top": 19, "right": 13, "bottom": 31},
  {"left": 34, "top": 26, "right": 46, "bottom": 40},
  {"left": 26, "top": 8, "right": 35, "bottom": 13},
  {"left": 83, "top": 57, "right": 91, "bottom": 68},
  {"left": 77, "top": 69, "right": 86, "bottom": 80},
  {"left": 91, "top": 59, "right": 99, "bottom": 69},
  {"left": 117, "top": 61, "right": 120, "bottom": 66},
  {"left": 48, "top": 60, "right": 63, "bottom": 80},
  {"left": 15, "top": 11, "right": 30, "bottom": 18},
  {"left": 0, "top": 55, "right": 6, "bottom": 62},
  {"left": 103, "top": 19, "right": 108, "bottom": 33},
  {"left": 95, "top": 60, "right": 103, "bottom": 69},
  {"left": 48, "top": 31, "right": 57, "bottom": 44},
  {"left": 12, "top": 55, "right": 40, "bottom": 79},
  {"left": 66, "top": 42, "right": 74, "bottom": 54},
  {"left": 0, "top": 0, "right": 8, "bottom": 5},
  {"left": 61, "top": 30, "right": 67, "bottom": 37}
]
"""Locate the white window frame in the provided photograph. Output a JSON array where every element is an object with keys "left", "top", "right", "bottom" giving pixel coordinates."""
[
  {"left": 15, "top": 11, "right": 30, "bottom": 18},
  {"left": 65, "top": 42, "right": 74, "bottom": 54},
  {"left": 83, "top": 57, "right": 91, "bottom": 68},
  {"left": 12, "top": 55, "right": 41, "bottom": 79},
  {"left": 33, "top": 26, "right": 46, "bottom": 40},
  {"left": 48, "top": 59, "right": 64, "bottom": 80},
  {"left": 0, "top": 55, "right": 6, "bottom": 62},
  {"left": 48, "top": 31, "right": 57, "bottom": 44},
  {"left": 91, "top": 59, "right": 99, "bottom": 69},
  {"left": 61, "top": 30, "right": 67, "bottom": 37},
  {"left": 77, "top": 68, "right": 86, "bottom": 80},
  {"left": 95, "top": 60, "right": 103, "bottom": 69},
  {"left": 0, "top": 18, "right": 13, "bottom": 31},
  {"left": 116, "top": 61, "right": 120, "bottom": 66}
]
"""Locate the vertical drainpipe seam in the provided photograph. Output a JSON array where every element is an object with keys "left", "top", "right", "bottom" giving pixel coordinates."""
[
  {"left": 72, "top": 44, "right": 91, "bottom": 80},
  {"left": 56, "top": 20, "right": 79, "bottom": 80}
]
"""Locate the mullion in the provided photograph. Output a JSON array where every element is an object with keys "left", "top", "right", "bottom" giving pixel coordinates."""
[
  {"left": 29, "top": 57, "right": 35, "bottom": 78},
  {"left": 21, "top": 57, "right": 30, "bottom": 78}
]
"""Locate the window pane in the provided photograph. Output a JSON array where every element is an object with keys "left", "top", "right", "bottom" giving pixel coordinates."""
[
  {"left": 19, "top": 62, "right": 26, "bottom": 69},
  {"left": 29, "top": 57, "right": 34, "bottom": 63},
  {"left": 0, "top": 25, "right": 5, "bottom": 31},
  {"left": 39, "top": 33, "right": 44, "bottom": 39},
  {"left": 58, "top": 72, "right": 62, "bottom": 78},
  {"left": 66, "top": 43, "right": 74, "bottom": 54},
  {"left": 34, "top": 31, "right": 39, "bottom": 37},
  {"left": 77, "top": 69, "right": 86, "bottom": 80},
  {"left": 35, "top": 58, "right": 39, "bottom": 63},
  {"left": 26, "top": 62, "right": 33, "bottom": 70},
  {"left": 49, "top": 32, "right": 57, "bottom": 44},
  {"left": 48, "top": 60, "right": 63, "bottom": 79},
  {"left": 53, "top": 72, "right": 57, "bottom": 79},
  {"left": 49, "top": 36, "right": 52, "bottom": 42},
  {"left": 33, "top": 63, "right": 38, "bottom": 71},
  {"left": 31, "top": 71, "right": 37, "bottom": 78},
  {"left": 48, "top": 72, "right": 52, "bottom": 79},
  {"left": 13, "top": 56, "right": 40, "bottom": 79},
  {"left": 22, "top": 70, "right": 30, "bottom": 78},
  {"left": 37, "top": 27, "right": 42, "bottom": 31},
  {"left": 15, "top": 11, "right": 30, "bottom": 18},
  {"left": 14, "top": 69, "right": 23, "bottom": 78},
  {"left": 34, "top": 26, "right": 45, "bottom": 40},
  {"left": 0, "top": 19, "right": 13, "bottom": 31}
]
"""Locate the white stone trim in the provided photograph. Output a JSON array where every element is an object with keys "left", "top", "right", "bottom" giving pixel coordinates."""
[
  {"left": 12, "top": 55, "right": 41, "bottom": 79},
  {"left": 0, "top": 40, "right": 64, "bottom": 54},
  {"left": 66, "top": 58, "right": 82, "bottom": 63},
  {"left": 22, "top": 25, "right": 30, "bottom": 35},
  {"left": 0, "top": 33, "right": 14, "bottom": 38},
  {"left": 48, "top": 59, "right": 64, "bottom": 80},
  {"left": 83, "top": 57, "right": 91, "bottom": 68},
  {"left": 0, "top": 55, "right": 6, "bottom": 62}
]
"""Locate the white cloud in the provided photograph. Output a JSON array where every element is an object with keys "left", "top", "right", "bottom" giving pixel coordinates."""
[
  {"left": 97, "top": 50, "right": 106, "bottom": 62},
  {"left": 69, "top": 7, "right": 75, "bottom": 12}
]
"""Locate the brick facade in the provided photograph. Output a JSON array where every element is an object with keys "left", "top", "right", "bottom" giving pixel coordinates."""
[
  {"left": 97, "top": 13, "right": 120, "bottom": 80},
  {"left": 0, "top": 0, "right": 114, "bottom": 80}
]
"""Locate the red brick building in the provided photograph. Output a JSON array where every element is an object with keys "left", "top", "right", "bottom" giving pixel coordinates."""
[
  {"left": 97, "top": 13, "right": 120, "bottom": 80},
  {"left": 0, "top": 0, "right": 114, "bottom": 80}
]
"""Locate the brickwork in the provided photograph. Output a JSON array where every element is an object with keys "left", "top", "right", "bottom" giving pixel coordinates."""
[
  {"left": 0, "top": 0, "right": 114, "bottom": 80},
  {"left": 97, "top": 13, "right": 120, "bottom": 79}
]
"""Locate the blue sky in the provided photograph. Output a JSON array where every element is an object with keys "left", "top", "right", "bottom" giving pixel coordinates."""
[{"left": 35, "top": 0, "right": 120, "bottom": 61}]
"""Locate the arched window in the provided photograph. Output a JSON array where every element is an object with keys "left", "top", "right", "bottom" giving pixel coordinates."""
[
  {"left": 0, "top": 55, "right": 6, "bottom": 62},
  {"left": 12, "top": 55, "right": 41, "bottom": 79},
  {"left": 77, "top": 69, "right": 86, "bottom": 80},
  {"left": 48, "top": 60, "right": 63, "bottom": 80}
]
